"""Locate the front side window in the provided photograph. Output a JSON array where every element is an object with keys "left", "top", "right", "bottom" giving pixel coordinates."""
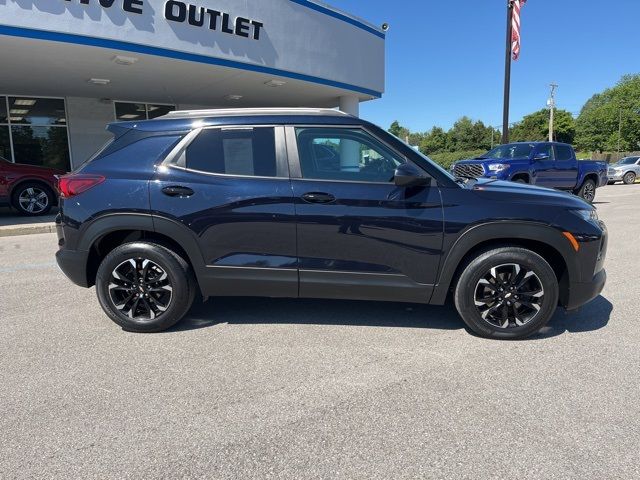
[
  {"left": 295, "top": 127, "right": 403, "bottom": 182},
  {"left": 184, "top": 127, "right": 278, "bottom": 177},
  {"left": 555, "top": 145, "right": 573, "bottom": 162},
  {"left": 535, "top": 144, "right": 555, "bottom": 160}
]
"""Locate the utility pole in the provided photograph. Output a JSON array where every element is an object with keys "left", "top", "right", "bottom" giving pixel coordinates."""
[
  {"left": 617, "top": 107, "right": 622, "bottom": 153},
  {"left": 547, "top": 83, "right": 558, "bottom": 142},
  {"left": 501, "top": 1, "right": 514, "bottom": 144}
]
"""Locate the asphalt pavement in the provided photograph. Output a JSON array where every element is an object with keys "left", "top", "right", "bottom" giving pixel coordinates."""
[{"left": 1, "top": 185, "right": 639, "bottom": 479}]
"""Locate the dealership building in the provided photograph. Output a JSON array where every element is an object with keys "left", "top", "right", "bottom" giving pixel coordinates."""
[{"left": 0, "top": 0, "right": 385, "bottom": 171}]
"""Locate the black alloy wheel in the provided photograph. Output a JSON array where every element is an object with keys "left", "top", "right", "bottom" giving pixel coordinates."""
[
  {"left": 96, "top": 242, "right": 196, "bottom": 332},
  {"left": 454, "top": 246, "right": 559, "bottom": 339},
  {"left": 578, "top": 179, "right": 596, "bottom": 203}
]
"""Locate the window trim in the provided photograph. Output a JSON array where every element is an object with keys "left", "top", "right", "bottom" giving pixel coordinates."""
[
  {"left": 161, "top": 125, "right": 289, "bottom": 179},
  {"left": 285, "top": 124, "right": 424, "bottom": 185}
]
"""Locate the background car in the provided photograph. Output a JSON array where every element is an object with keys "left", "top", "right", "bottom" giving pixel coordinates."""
[
  {"left": 607, "top": 156, "right": 640, "bottom": 185},
  {"left": 451, "top": 142, "right": 607, "bottom": 202},
  {"left": 0, "top": 156, "right": 64, "bottom": 216}
]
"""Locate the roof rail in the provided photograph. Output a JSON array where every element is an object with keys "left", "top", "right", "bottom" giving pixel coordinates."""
[{"left": 163, "top": 107, "right": 350, "bottom": 119}]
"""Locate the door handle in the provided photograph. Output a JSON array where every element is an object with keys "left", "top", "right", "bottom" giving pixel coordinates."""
[
  {"left": 162, "top": 186, "right": 194, "bottom": 198},
  {"left": 301, "top": 192, "right": 336, "bottom": 204}
]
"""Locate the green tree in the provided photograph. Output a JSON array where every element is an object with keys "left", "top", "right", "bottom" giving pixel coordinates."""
[
  {"left": 510, "top": 108, "right": 575, "bottom": 144},
  {"left": 575, "top": 74, "right": 640, "bottom": 152},
  {"left": 388, "top": 120, "right": 410, "bottom": 141},
  {"left": 420, "top": 127, "right": 449, "bottom": 154}
]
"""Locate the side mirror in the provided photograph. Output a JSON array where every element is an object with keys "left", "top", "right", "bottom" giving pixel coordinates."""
[
  {"left": 394, "top": 163, "right": 430, "bottom": 187},
  {"left": 533, "top": 153, "right": 550, "bottom": 161}
]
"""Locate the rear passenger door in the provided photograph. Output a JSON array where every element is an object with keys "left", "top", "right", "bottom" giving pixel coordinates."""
[
  {"left": 553, "top": 144, "right": 578, "bottom": 189},
  {"left": 150, "top": 125, "right": 298, "bottom": 297}
]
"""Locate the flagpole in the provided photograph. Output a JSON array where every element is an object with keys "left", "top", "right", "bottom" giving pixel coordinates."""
[{"left": 502, "top": 0, "right": 514, "bottom": 144}]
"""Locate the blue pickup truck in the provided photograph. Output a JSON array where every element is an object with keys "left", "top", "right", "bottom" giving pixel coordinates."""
[{"left": 452, "top": 142, "right": 608, "bottom": 202}]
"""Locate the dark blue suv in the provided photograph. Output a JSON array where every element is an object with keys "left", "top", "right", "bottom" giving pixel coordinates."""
[{"left": 55, "top": 108, "right": 607, "bottom": 339}]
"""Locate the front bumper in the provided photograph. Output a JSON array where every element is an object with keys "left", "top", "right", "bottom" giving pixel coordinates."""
[
  {"left": 607, "top": 170, "right": 626, "bottom": 181},
  {"left": 565, "top": 269, "right": 606, "bottom": 310}
]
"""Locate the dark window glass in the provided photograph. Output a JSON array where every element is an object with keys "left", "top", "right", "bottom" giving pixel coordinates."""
[
  {"left": 11, "top": 125, "right": 71, "bottom": 171},
  {"left": 0, "top": 96, "right": 7, "bottom": 123},
  {"left": 295, "top": 127, "right": 403, "bottom": 182},
  {"left": 555, "top": 145, "right": 573, "bottom": 161},
  {"left": 115, "top": 102, "right": 147, "bottom": 121},
  {"left": 147, "top": 104, "right": 176, "bottom": 119},
  {"left": 8, "top": 97, "right": 66, "bottom": 126},
  {"left": 0, "top": 125, "right": 10, "bottom": 160},
  {"left": 185, "top": 128, "right": 277, "bottom": 177},
  {"left": 535, "top": 144, "right": 555, "bottom": 160}
]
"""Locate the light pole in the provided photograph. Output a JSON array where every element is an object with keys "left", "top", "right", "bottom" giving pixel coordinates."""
[{"left": 547, "top": 83, "right": 558, "bottom": 142}]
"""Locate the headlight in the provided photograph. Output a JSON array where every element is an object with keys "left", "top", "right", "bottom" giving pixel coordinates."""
[
  {"left": 571, "top": 208, "right": 598, "bottom": 222},
  {"left": 488, "top": 163, "right": 509, "bottom": 172}
]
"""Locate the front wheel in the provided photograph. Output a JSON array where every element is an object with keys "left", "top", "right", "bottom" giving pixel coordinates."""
[
  {"left": 454, "top": 247, "right": 559, "bottom": 339},
  {"left": 576, "top": 178, "right": 596, "bottom": 203},
  {"left": 96, "top": 242, "right": 196, "bottom": 332},
  {"left": 623, "top": 172, "right": 636, "bottom": 185}
]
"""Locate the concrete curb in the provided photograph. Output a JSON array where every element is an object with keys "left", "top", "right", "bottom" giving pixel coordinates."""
[{"left": 0, "top": 223, "right": 56, "bottom": 238}]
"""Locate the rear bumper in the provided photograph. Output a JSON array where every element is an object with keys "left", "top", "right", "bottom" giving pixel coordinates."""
[
  {"left": 56, "top": 248, "right": 90, "bottom": 288},
  {"left": 565, "top": 268, "right": 606, "bottom": 310}
]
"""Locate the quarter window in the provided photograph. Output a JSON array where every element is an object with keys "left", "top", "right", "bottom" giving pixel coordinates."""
[
  {"left": 295, "top": 127, "right": 403, "bottom": 183},
  {"left": 184, "top": 127, "right": 278, "bottom": 177}
]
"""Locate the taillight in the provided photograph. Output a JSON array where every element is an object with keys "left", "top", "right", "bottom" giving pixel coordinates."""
[{"left": 58, "top": 174, "right": 106, "bottom": 198}]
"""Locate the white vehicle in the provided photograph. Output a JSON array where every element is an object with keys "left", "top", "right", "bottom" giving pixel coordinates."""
[{"left": 608, "top": 156, "right": 640, "bottom": 185}]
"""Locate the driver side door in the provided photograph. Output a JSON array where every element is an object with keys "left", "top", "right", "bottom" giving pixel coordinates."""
[{"left": 286, "top": 126, "right": 444, "bottom": 303}]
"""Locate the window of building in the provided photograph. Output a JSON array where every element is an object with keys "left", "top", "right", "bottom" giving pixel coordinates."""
[
  {"left": 115, "top": 102, "right": 176, "bottom": 121},
  {"left": 0, "top": 96, "right": 71, "bottom": 171},
  {"left": 295, "top": 127, "right": 403, "bottom": 183},
  {"left": 184, "top": 127, "right": 278, "bottom": 177}
]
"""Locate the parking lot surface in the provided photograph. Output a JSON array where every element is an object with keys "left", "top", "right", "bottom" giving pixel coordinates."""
[{"left": 1, "top": 185, "right": 639, "bottom": 479}]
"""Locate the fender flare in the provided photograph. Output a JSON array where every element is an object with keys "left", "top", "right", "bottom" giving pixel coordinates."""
[
  {"left": 430, "top": 221, "right": 578, "bottom": 305},
  {"left": 78, "top": 212, "right": 207, "bottom": 279}
]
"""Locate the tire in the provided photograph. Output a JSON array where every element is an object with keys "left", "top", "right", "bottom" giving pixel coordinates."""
[
  {"left": 95, "top": 242, "right": 197, "bottom": 333},
  {"left": 623, "top": 172, "right": 636, "bottom": 185},
  {"left": 11, "top": 182, "right": 54, "bottom": 216},
  {"left": 576, "top": 178, "right": 596, "bottom": 203},
  {"left": 454, "top": 247, "right": 559, "bottom": 340},
  {"left": 514, "top": 178, "right": 527, "bottom": 184}
]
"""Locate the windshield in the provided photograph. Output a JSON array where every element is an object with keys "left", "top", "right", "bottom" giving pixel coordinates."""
[
  {"left": 480, "top": 143, "right": 534, "bottom": 159},
  {"left": 617, "top": 157, "right": 639, "bottom": 165}
]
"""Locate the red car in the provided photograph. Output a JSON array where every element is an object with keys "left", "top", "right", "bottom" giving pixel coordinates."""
[{"left": 0, "top": 156, "right": 65, "bottom": 216}]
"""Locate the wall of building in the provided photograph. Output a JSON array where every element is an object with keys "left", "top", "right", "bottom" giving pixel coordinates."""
[
  {"left": 66, "top": 97, "right": 115, "bottom": 167},
  {"left": 2, "top": 0, "right": 385, "bottom": 98}
]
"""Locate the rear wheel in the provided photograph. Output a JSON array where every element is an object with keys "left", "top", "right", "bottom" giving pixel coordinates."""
[
  {"left": 96, "top": 242, "right": 196, "bottom": 332},
  {"left": 623, "top": 172, "right": 636, "bottom": 185},
  {"left": 454, "top": 247, "right": 559, "bottom": 339},
  {"left": 577, "top": 178, "right": 596, "bottom": 203},
  {"left": 11, "top": 182, "right": 54, "bottom": 216}
]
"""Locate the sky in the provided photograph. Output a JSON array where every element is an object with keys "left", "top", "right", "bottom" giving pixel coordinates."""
[{"left": 328, "top": 0, "right": 640, "bottom": 133}]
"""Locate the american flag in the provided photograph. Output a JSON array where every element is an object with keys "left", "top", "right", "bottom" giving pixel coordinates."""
[{"left": 511, "top": 0, "right": 527, "bottom": 61}]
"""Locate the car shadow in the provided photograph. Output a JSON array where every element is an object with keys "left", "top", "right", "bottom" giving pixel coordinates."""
[
  {"left": 167, "top": 295, "right": 612, "bottom": 339},
  {"left": 529, "top": 294, "right": 612, "bottom": 339}
]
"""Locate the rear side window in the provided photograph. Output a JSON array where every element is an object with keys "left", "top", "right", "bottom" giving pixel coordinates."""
[
  {"left": 555, "top": 145, "right": 573, "bottom": 161},
  {"left": 185, "top": 127, "right": 277, "bottom": 177}
]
